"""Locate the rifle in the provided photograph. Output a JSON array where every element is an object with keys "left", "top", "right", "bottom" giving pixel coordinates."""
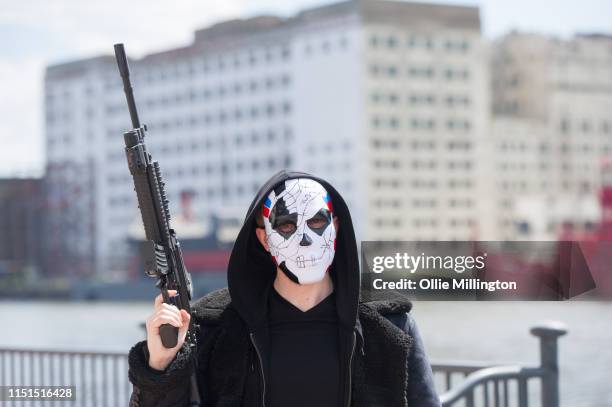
[{"left": 113, "top": 43, "right": 201, "bottom": 405}]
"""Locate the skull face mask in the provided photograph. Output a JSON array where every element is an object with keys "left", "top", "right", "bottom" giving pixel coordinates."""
[{"left": 262, "top": 178, "right": 336, "bottom": 285}]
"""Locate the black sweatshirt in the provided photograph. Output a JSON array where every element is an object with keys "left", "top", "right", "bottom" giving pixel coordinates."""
[{"left": 267, "top": 288, "right": 340, "bottom": 407}]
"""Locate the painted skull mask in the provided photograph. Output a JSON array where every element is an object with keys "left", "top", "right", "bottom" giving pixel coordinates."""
[{"left": 262, "top": 178, "right": 336, "bottom": 285}]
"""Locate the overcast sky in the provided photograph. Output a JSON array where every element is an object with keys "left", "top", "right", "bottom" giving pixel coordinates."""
[{"left": 1, "top": 0, "right": 611, "bottom": 177}]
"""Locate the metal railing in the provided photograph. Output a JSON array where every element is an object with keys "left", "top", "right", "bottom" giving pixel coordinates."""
[
  {"left": 433, "top": 322, "right": 568, "bottom": 407},
  {"left": 0, "top": 349, "right": 131, "bottom": 406},
  {"left": 0, "top": 322, "right": 567, "bottom": 407}
]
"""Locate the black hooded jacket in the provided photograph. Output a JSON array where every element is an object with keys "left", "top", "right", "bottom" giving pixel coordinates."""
[{"left": 127, "top": 169, "right": 441, "bottom": 407}]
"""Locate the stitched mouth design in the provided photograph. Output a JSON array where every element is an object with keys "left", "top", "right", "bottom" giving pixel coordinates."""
[{"left": 295, "top": 255, "right": 319, "bottom": 268}]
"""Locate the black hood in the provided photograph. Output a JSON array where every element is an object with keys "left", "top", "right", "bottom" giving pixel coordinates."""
[{"left": 227, "top": 169, "right": 360, "bottom": 331}]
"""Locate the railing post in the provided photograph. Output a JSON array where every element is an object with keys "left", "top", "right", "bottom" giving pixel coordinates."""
[{"left": 530, "top": 322, "right": 568, "bottom": 407}]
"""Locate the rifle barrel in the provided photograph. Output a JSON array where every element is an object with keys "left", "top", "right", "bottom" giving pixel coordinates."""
[{"left": 114, "top": 43, "right": 141, "bottom": 128}]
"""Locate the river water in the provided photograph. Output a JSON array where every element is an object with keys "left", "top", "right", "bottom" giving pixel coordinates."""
[{"left": 0, "top": 300, "right": 610, "bottom": 406}]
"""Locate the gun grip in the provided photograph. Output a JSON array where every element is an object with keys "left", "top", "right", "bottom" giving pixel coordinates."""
[{"left": 160, "top": 324, "right": 179, "bottom": 348}]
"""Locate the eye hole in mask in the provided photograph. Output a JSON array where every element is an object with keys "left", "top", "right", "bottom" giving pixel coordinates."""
[
  {"left": 272, "top": 212, "right": 298, "bottom": 239},
  {"left": 306, "top": 208, "right": 331, "bottom": 236},
  {"left": 276, "top": 220, "right": 297, "bottom": 237}
]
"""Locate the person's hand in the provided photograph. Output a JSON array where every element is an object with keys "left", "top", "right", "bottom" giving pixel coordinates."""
[{"left": 145, "top": 290, "right": 191, "bottom": 371}]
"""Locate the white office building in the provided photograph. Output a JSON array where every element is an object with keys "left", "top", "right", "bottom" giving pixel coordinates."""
[{"left": 45, "top": 0, "right": 489, "bottom": 275}]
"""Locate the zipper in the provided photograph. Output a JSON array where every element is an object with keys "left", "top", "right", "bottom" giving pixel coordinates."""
[
  {"left": 249, "top": 333, "right": 267, "bottom": 407},
  {"left": 346, "top": 331, "right": 357, "bottom": 407}
]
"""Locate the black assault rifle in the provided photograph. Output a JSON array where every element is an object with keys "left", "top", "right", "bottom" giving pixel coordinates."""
[{"left": 114, "top": 43, "right": 201, "bottom": 405}]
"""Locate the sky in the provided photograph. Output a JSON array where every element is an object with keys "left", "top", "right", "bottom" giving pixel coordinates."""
[{"left": 1, "top": 0, "right": 611, "bottom": 177}]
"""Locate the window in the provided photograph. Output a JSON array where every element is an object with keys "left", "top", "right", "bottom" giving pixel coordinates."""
[
  {"left": 266, "top": 104, "right": 275, "bottom": 117},
  {"left": 281, "top": 46, "right": 291, "bottom": 59},
  {"left": 372, "top": 117, "right": 381, "bottom": 129},
  {"left": 265, "top": 48, "right": 274, "bottom": 62},
  {"left": 281, "top": 75, "right": 291, "bottom": 87},
  {"left": 234, "top": 108, "right": 243, "bottom": 121},
  {"left": 283, "top": 102, "right": 292, "bottom": 115},
  {"left": 581, "top": 121, "right": 590, "bottom": 133}
]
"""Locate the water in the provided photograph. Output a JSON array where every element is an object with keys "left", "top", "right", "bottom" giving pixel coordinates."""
[
  {"left": 0, "top": 300, "right": 611, "bottom": 406},
  {"left": 411, "top": 301, "right": 612, "bottom": 407}
]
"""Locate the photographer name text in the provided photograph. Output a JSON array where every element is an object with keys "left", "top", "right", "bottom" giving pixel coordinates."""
[{"left": 369, "top": 252, "right": 517, "bottom": 292}]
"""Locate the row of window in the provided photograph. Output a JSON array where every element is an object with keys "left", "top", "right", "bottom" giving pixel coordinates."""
[
  {"left": 498, "top": 141, "right": 612, "bottom": 154},
  {"left": 559, "top": 119, "right": 612, "bottom": 134},
  {"left": 369, "top": 34, "right": 471, "bottom": 52},
  {"left": 373, "top": 217, "right": 476, "bottom": 229},
  {"left": 49, "top": 70, "right": 290, "bottom": 105},
  {"left": 109, "top": 195, "right": 132, "bottom": 207},
  {"left": 108, "top": 181, "right": 277, "bottom": 209},
  {"left": 201, "top": 183, "right": 270, "bottom": 199},
  {"left": 107, "top": 155, "right": 292, "bottom": 190},
  {"left": 561, "top": 143, "right": 612, "bottom": 153},
  {"left": 498, "top": 141, "right": 542, "bottom": 152},
  {"left": 371, "top": 92, "right": 471, "bottom": 107},
  {"left": 371, "top": 139, "right": 472, "bottom": 151},
  {"left": 306, "top": 140, "right": 353, "bottom": 154},
  {"left": 139, "top": 75, "right": 293, "bottom": 110},
  {"left": 158, "top": 129, "right": 293, "bottom": 153},
  {"left": 104, "top": 127, "right": 293, "bottom": 164},
  {"left": 46, "top": 110, "right": 72, "bottom": 124},
  {"left": 411, "top": 198, "right": 474, "bottom": 208},
  {"left": 173, "top": 156, "right": 292, "bottom": 178},
  {"left": 499, "top": 162, "right": 546, "bottom": 171},
  {"left": 410, "top": 160, "right": 473, "bottom": 170},
  {"left": 498, "top": 179, "right": 594, "bottom": 193},
  {"left": 130, "top": 102, "right": 293, "bottom": 131},
  {"left": 410, "top": 198, "right": 470, "bottom": 211},
  {"left": 371, "top": 116, "right": 472, "bottom": 131},
  {"left": 373, "top": 178, "right": 474, "bottom": 188},
  {"left": 370, "top": 64, "right": 471, "bottom": 80},
  {"left": 302, "top": 36, "right": 349, "bottom": 56}
]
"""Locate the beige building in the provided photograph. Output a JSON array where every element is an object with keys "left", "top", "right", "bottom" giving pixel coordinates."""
[
  {"left": 491, "top": 33, "right": 612, "bottom": 239},
  {"left": 360, "top": 1, "right": 490, "bottom": 240}
]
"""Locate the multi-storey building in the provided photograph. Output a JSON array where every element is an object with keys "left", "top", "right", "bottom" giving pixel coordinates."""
[
  {"left": 360, "top": 1, "right": 489, "bottom": 240},
  {"left": 491, "top": 32, "right": 612, "bottom": 239},
  {"left": 45, "top": 0, "right": 488, "bottom": 275},
  {"left": 0, "top": 178, "right": 46, "bottom": 279}
]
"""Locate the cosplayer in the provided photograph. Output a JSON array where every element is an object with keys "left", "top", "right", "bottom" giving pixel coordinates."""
[{"left": 128, "top": 170, "right": 440, "bottom": 406}]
